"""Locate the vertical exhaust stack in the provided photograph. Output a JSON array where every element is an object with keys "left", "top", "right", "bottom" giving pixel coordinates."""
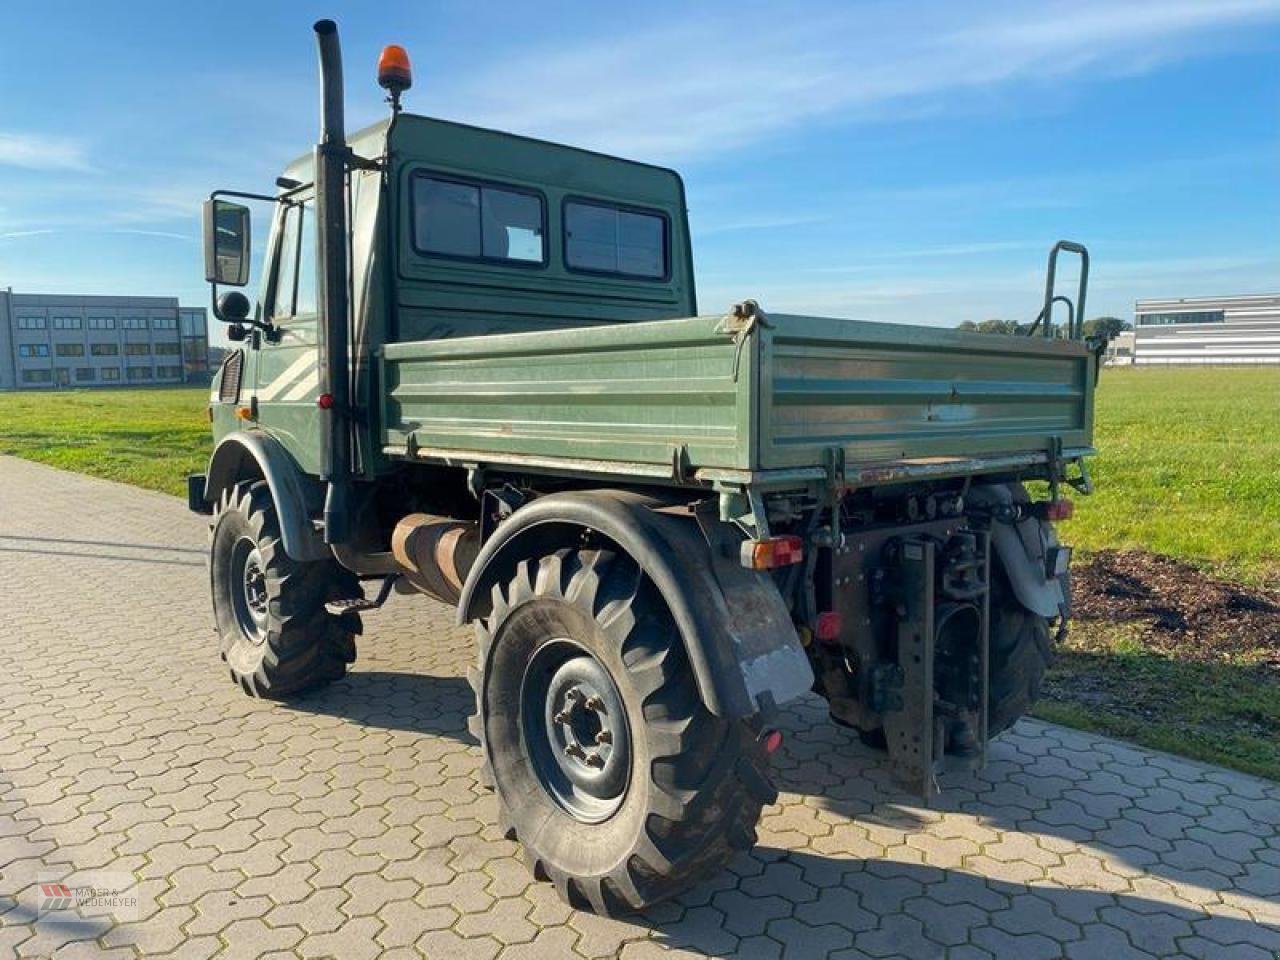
[{"left": 314, "top": 19, "right": 352, "bottom": 544}]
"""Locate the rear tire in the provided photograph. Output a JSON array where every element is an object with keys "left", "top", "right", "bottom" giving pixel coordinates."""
[
  {"left": 986, "top": 564, "right": 1064, "bottom": 737},
  {"left": 209, "top": 481, "right": 359, "bottom": 698},
  {"left": 470, "top": 548, "right": 775, "bottom": 915}
]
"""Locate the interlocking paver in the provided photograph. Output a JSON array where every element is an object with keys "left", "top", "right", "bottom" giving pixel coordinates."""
[{"left": 2, "top": 454, "right": 1279, "bottom": 959}]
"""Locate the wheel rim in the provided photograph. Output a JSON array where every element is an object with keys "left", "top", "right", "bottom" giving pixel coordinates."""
[
  {"left": 230, "top": 537, "right": 269, "bottom": 644},
  {"left": 520, "top": 639, "right": 631, "bottom": 823}
]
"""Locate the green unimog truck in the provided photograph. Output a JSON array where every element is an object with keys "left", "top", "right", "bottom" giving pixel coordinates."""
[{"left": 190, "top": 20, "right": 1100, "bottom": 914}]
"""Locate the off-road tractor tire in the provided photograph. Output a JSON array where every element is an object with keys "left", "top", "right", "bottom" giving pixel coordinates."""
[
  {"left": 470, "top": 548, "right": 776, "bottom": 915},
  {"left": 987, "top": 563, "right": 1065, "bottom": 738},
  {"left": 209, "top": 481, "right": 360, "bottom": 698}
]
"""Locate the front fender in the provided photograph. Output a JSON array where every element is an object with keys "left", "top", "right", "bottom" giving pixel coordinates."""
[
  {"left": 457, "top": 490, "right": 813, "bottom": 719},
  {"left": 204, "top": 431, "right": 329, "bottom": 563}
]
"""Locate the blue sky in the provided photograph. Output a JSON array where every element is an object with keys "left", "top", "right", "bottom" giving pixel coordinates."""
[{"left": 1, "top": 0, "right": 1277, "bottom": 342}]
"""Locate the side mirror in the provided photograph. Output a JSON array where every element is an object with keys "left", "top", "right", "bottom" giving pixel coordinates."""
[
  {"left": 203, "top": 198, "right": 251, "bottom": 286},
  {"left": 217, "top": 291, "right": 251, "bottom": 323}
]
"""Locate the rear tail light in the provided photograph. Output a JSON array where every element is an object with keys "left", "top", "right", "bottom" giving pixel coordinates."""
[
  {"left": 815, "top": 611, "right": 843, "bottom": 642},
  {"left": 760, "top": 729, "right": 784, "bottom": 754},
  {"left": 741, "top": 535, "right": 804, "bottom": 570},
  {"left": 1032, "top": 499, "right": 1074, "bottom": 522}
]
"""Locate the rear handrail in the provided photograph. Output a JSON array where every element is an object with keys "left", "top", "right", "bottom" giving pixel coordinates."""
[
  {"left": 1033, "top": 240, "right": 1089, "bottom": 339},
  {"left": 1025, "top": 295, "right": 1075, "bottom": 338}
]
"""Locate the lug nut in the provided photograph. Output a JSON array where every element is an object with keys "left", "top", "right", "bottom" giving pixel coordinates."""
[
  {"left": 564, "top": 687, "right": 582, "bottom": 701},
  {"left": 594, "top": 730, "right": 612, "bottom": 745},
  {"left": 584, "top": 695, "right": 605, "bottom": 712},
  {"left": 553, "top": 710, "right": 571, "bottom": 724},
  {"left": 584, "top": 752, "right": 604, "bottom": 768},
  {"left": 564, "top": 743, "right": 586, "bottom": 760}
]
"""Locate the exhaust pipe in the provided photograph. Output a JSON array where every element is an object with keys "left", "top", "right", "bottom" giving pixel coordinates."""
[{"left": 314, "top": 19, "right": 352, "bottom": 544}]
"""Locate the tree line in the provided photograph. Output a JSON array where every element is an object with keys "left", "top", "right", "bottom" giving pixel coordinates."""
[{"left": 956, "top": 316, "right": 1132, "bottom": 339}]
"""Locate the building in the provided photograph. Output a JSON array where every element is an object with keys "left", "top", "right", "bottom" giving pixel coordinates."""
[
  {"left": 1133, "top": 294, "right": 1280, "bottom": 365},
  {"left": 1103, "top": 330, "right": 1136, "bottom": 366},
  {"left": 0, "top": 290, "right": 209, "bottom": 390},
  {"left": 179, "top": 306, "right": 212, "bottom": 382}
]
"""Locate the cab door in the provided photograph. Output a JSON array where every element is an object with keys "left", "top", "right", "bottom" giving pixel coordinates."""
[{"left": 251, "top": 194, "right": 324, "bottom": 476}]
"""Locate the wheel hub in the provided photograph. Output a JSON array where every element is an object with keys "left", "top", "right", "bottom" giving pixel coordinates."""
[
  {"left": 230, "top": 538, "right": 269, "bottom": 644},
  {"left": 522, "top": 641, "right": 630, "bottom": 823}
]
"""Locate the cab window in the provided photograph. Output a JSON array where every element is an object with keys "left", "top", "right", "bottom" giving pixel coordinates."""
[
  {"left": 411, "top": 173, "right": 545, "bottom": 265},
  {"left": 564, "top": 199, "right": 667, "bottom": 279},
  {"left": 270, "top": 198, "right": 317, "bottom": 320}
]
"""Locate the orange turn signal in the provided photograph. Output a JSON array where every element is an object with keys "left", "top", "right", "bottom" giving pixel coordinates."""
[
  {"left": 235, "top": 406, "right": 253, "bottom": 421},
  {"left": 377, "top": 44, "right": 412, "bottom": 92},
  {"left": 741, "top": 535, "right": 804, "bottom": 570}
]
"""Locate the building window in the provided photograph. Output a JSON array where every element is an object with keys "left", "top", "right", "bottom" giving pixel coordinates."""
[
  {"left": 18, "top": 344, "right": 50, "bottom": 358},
  {"left": 564, "top": 199, "right": 667, "bottom": 279},
  {"left": 156, "top": 365, "right": 183, "bottom": 379},
  {"left": 21, "top": 369, "right": 52, "bottom": 384},
  {"left": 17, "top": 316, "right": 45, "bottom": 330},
  {"left": 88, "top": 316, "right": 116, "bottom": 330},
  {"left": 75, "top": 367, "right": 96, "bottom": 381},
  {"left": 91, "top": 343, "right": 119, "bottom": 357},
  {"left": 124, "top": 343, "right": 151, "bottom": 355},
  {"left": 411, "top": 173, "right": 546, "bottom": 265},
  {"left": 55, "top": 343, "right": 85, "bottom": 357},
  {"left": 151, "top": 316, "right": 177, "bottom": 330},
  {"left": 154, "top": 342, "right": 180, "bottom": 355},
  {"left": 101, "top": 367, "right": 121, "bottom": 381},
  {"left": 126, "top": 367, "right": 151, "bottom": 381},
  {"left": 52, "top": 316, "right": 82, "bottom": 330},
  {"left": 1136, "top": 310, "right": 1225, "bottom": 326},
  {"left": 179, "top": 311, "right": 207, "bottom": 336},
  {"left": 121, "top": 316, "right": 147, "bottom": 329}
]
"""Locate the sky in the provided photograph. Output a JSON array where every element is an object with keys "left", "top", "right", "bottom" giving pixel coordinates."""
[{"left": 1, "top": 0, "right": 1278, "bottom": 344}]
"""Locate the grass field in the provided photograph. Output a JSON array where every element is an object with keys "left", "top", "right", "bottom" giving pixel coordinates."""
[
  {"left": 1063, "top": 366, "right": 1280, "bottom": 586},
  {"left": 0, "top": 387, "right": 210, "bottom": 496},
  {"left": 0, "top": 371, "right": 1277, "bottom": 778}
]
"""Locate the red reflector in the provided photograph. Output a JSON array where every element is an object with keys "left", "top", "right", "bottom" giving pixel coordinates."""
[
  {"left": 317, "top": 393, "right": 334, "bottom": 410},
  {"left": 761, "top": 729, "right": 784, "bottom": 754},
  {"left": 815, "top": 611, "right": 842, "bottom": 642},
  {"left": 1046, "top": 499, "right": 1074, "bottom": 521},
  {"left": 741, "top": 535, "right": 805, "bottom": 570}
]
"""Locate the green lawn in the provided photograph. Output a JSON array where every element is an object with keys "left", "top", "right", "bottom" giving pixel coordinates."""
[
  {"left": 0, "top": 387, "right": 211, "bottom": 496},
  {"left": 1, "top": 372, "right": 1277, "bottom": 779},
  {"left": 1062, "top": 366, "right": 1280, "bottom": 586}
]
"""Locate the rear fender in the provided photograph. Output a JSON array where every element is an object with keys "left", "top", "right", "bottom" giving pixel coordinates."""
[
  {"left": 457, "top": 490, "right": 813, "bottom": 719},
  {"left": 204, "top": 432, "right": 329, "bottom": 563},
  {"left": 969, "top": 483, "right": 1068, "bottom": 618}
]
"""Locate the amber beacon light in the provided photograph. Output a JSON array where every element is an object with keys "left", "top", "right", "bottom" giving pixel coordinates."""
[{"left": 378, "top": 45, "right": 412, "bottom": 96}]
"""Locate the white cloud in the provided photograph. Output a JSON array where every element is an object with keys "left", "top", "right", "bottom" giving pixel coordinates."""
[
  {"left": 435, "top": 0, "right": 1280, "bottom": 163},
  {"left": 0, "top": 132, "right": 92, "bottom": 172}
]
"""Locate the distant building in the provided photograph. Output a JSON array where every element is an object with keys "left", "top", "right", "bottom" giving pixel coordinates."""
[
  {"left": 0, "top": 290, "right": 209, "bottom": 390},
  {"left": 1132, "top": 294, "right": 1280, "bottom": 365},
  {"left": 1103, "top": 330, "right": 1136, "bottom": 366},
  {"left": 179, "top": 306, "right": 211, "bottom": 382}
]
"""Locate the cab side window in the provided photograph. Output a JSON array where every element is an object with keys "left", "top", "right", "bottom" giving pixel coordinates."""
[{"left": 269, "top": 198, "right": 318, "bottom": 320}]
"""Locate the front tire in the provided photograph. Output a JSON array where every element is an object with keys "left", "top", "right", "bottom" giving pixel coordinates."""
[
  {"left": 470, "top": 549, "right": 775, "bottom": 915},
  {"left": 209, "top": 481, "right": 359, "bottom": 698}
]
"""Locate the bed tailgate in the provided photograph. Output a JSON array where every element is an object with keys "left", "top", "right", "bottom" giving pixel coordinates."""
[{"left": 756, "top": 314, "right": 1096, "bottom": 472}]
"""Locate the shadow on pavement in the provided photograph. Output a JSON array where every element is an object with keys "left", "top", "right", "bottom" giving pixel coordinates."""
[
  {"left": 0, "top": 534, "right": 206, "bottom": 555},
  {"left": 280, "top": 669, "right": 476, "bottom": 742},
  {"left": 641, "top": 847, "right": 1280, "bottom": 958}
]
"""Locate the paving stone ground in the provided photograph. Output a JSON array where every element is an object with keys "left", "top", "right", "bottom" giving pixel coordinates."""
[{"left": 0, "top": 455, "right": 1277, "bottom": 960}]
